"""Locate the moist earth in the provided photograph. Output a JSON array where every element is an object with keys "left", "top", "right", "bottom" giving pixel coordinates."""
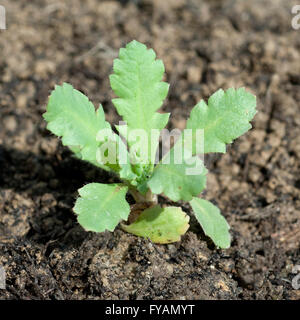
[{"left": 0, "top": 0, "right": 299, "bottom": 299}]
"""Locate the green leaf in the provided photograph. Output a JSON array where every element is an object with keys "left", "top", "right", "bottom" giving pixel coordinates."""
[
  {"left": 122, "top": 205, "right": 190, "bottom": 244},
  {"left": 186, "top": 88, "right": 256, "bottom": 153},
  {"left": 147, "top": 147, "right": 207, "bottom": 202},
  {"left": 190, "top": 198, "right": 230, "bottom": 249},
  {"left": 44, "top": 83, "right": 109, "bottom": 167},
  {"left": 43, "top": 82, "right": 137, "bottom": 180},
  {"left": 74, "top": 183, "right": 130, "bottom": 232},
  {"left": 110, "top": 40, "right": 170, "bottom": 164}
]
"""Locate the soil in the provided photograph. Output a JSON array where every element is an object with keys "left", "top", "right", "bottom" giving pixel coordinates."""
[{"left": 0, "top": 0, "right": 299, "bottom": 300}]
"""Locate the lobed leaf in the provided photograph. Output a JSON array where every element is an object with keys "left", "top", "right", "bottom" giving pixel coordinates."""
[
  {"left": 110, "top": 40, "right": 170, "bottom": 164},
  {"left": 43, "top": 82, "right": 138, "bottom": 181},
  {"left": 44, "top": 83, "right": 109, "bottom": 166},
  {"left": 186, "top": 88, "right": 256, "bottom": 153},
  {"left": 74, "top": 183, "right": 130, "bottom": 232},
  {"left": 122, "top": 205, "right": 190, "bottom": 244},
  {"left": 190, "top": 198, "right": 231, "bottom": 249},
  {"left": 147, "top": 147, "right": 207, "bottom": 202}
]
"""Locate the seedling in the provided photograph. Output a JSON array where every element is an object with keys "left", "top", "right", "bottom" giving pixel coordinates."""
[{"left": 43, "top": 40, "right": 256, "bottom": 248}]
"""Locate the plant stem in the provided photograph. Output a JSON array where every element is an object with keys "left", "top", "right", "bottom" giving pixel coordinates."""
[{"left": 129, "top": 188, "right": 157, "bottom": 204}]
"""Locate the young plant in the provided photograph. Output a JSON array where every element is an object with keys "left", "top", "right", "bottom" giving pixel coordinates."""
[{"left": 43, "top": 40, "right": 256, "bottom": 248}]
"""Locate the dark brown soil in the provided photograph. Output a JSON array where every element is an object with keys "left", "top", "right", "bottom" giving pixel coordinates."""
[{"left": 0, "top": 0, "right": 299, "bottom": 300}]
